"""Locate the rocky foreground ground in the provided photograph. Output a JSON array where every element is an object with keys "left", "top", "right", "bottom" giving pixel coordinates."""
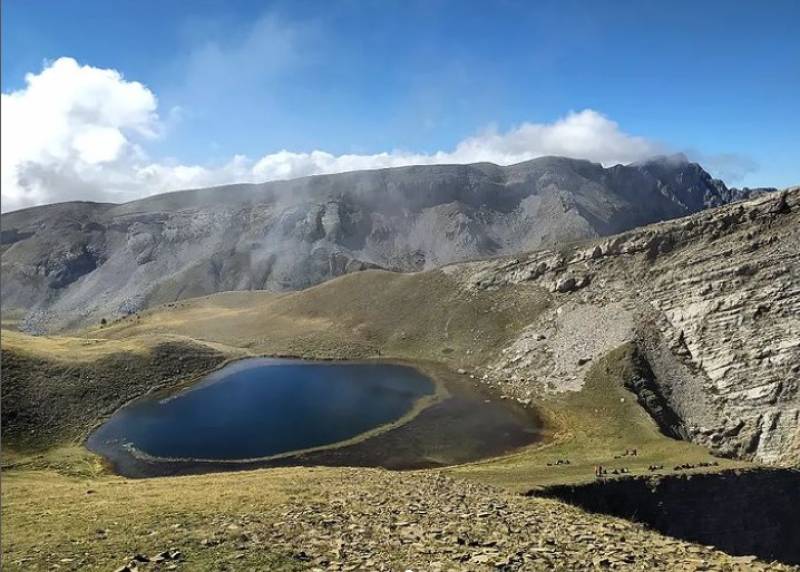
[
  {"left": 6, "top": 469, "right": 789, "bottom": 572},
  {"left": 254, "top": 471, "right": 795, "bottom": 571}
]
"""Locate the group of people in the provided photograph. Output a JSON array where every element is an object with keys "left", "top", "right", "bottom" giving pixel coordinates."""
[
  {"left": 594, "top": 449, "right": 640, "bottom": 478},
  {"left": 673, "top": 461, "right": 719, "bottom": 471},
  {"left": 594, "top": 465, "right": 631, "bottom": 477},
  {"left": 548, "top": 448, "right": 722, "bottom": 479}
]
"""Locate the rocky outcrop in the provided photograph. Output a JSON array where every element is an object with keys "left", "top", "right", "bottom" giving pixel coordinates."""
[
  {"left": 460, "top": 189, "right": 800, "bottom": 465},
  {"left": 623, "top": 346, "right": 688, "bottom": 440},
  {"left": 1, "top": 155, "right": 748, "bottom": 332},
  {"left": 44, "top": 244, "right": 101, "bottom": 289}
]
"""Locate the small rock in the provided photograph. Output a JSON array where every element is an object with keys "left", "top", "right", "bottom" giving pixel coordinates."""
[{"left": 553, "top": 277, "right": 577, "bottom": 293}]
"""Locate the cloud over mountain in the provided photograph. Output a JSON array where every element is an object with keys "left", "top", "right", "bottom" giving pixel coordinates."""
[{"left": 2, "top": 58, "right": 664, "bottom": 211}]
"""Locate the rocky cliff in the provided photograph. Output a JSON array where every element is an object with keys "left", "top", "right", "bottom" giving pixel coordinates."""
[
  {"left": 456, "top": 189, "right": 799, "bottom": 466},
  {"left": 1, "top": 155, "right": 745, "bottom": 332}
]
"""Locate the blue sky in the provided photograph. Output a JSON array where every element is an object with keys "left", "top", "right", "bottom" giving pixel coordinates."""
[{"left": 2, "top": 0, "right": 798, "bottom": 210}]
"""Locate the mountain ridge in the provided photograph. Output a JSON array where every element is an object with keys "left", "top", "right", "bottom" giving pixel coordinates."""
[{"left": 0, "top": 155, "right": 779, "bottom": 333}]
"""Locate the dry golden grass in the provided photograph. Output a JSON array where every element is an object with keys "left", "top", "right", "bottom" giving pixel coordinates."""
[
  {"left": 2, "top": 464, "right": 347, "bottom": 570},
  {"left": 1, "top": 330, "right": 154, "bottom": 361},
  {"left": 95, "top": 269, "right": 549, "bottom": 364}
]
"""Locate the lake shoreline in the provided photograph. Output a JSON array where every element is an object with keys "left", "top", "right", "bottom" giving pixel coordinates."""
[{"left": 86, "top": 356, "right": 545, "bottom": 478}]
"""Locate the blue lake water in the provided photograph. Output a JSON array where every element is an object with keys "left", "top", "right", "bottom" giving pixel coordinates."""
[{"left": 88, "top": 358, "right": 434, "bottom": 461}]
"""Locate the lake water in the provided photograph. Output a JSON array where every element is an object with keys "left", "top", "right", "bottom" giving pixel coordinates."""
[{"left": 87, "top": 358, "right": 541, "bottom": 477}]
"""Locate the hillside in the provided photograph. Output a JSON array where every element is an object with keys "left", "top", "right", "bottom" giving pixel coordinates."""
[
  {"left": 3, "top": 189, "right": 796, "bottom": 467},
  {"left": 0, "top": 154, "right": 754, "bottom": 333}
]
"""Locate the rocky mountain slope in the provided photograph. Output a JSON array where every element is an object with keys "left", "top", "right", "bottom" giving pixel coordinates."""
[
  {"left": 459, "top": 188, "right": 799, "bottom": 466},
  {"left": 1, "top": 155, "right": 752, "bottom": 332}
]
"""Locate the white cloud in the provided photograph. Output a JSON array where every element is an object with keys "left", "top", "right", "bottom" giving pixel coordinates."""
[
  {"left": 72, "top": 127, "right": 128, "bottom": 163},
  {"left": 244, "top": 110, "right": 662, "bottom": 182},
  {"left": 2, "top": 58, "right": 665, "bottom": 212},
  {"left": 1, "top": 57, "right": 159, "bottom": 211}
]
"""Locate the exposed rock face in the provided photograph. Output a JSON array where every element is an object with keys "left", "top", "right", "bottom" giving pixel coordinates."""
[
  {"left": 459, "top": 189, "right": 799, "bottom": 466},
  {"left": 623, "top": 346, "right": 689, "bottom": 440},
  {"left": 2, "top": 155, "right": 746, "bottom": 332}
]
